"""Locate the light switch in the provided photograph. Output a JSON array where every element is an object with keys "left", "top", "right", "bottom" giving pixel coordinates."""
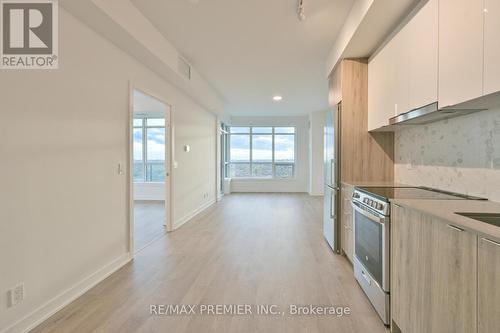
[
  {"left": 184, "top": 145, "right": 191, "bottom": 152},
  {"left": 118, "top": 163, "right": 124, "bottom": 175}
]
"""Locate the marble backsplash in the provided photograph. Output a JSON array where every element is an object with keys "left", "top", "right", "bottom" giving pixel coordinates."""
[{"left": 395, "top": 108, "right": 500, "bottom": 202}]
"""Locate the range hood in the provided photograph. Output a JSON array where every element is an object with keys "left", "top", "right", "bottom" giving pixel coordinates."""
[{"left": 389, "top": 102, "right": 487, "bottom": 125}]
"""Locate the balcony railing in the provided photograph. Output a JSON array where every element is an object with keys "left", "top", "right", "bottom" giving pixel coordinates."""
[{"left": 133, "top": 161, "right": 165, "bottom": 182}]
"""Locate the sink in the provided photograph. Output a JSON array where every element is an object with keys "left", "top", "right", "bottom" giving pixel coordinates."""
[{"left": 455, "top": 212, "right": 500, "bottom": 227}]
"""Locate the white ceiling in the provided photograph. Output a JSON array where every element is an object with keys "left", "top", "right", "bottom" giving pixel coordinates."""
[{"left": 130, "top": 0, "right": 354, "bottom": 116}]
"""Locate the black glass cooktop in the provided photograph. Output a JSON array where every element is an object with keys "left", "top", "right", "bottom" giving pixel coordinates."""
[{"left": 357, "top": 186, "right": 486, "bottom": 201}]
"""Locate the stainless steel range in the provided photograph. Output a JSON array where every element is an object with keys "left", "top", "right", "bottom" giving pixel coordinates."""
[{"left": 351, "top": 186, "right": 485, "bottom": 325}]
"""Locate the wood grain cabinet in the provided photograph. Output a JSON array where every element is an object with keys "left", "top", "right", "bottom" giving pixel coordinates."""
[
  {"left": 391, "top": 204, "right": 477, "bottom": 333},
  {"left": 484, "top": 0, "right": 500, "bottom": 96},
  {"left": 478, "top": 236, "right": 500, "bottom": 333},
  {"left": 340, "top": 183, "right": 354, "bottom": 262},
  {"left": 331, "top": 59, "right": 394, "bottom": 183},
  {"left": 438, "top": 0, "right": 484, "bottom": 107}
]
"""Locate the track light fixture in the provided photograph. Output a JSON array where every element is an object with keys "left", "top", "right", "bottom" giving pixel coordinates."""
[{"left": 298, "top": 0, "right": 306, "bottom": 21}]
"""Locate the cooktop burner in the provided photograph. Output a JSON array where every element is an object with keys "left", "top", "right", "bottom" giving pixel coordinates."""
[{"left": 356, "top": 186, "right": 487, "bottom": 201}]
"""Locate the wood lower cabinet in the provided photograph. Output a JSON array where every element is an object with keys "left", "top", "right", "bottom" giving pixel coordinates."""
[
  {"left": 478, "top": 236, "right": 500, "bottom": 333},
  {"left": 340, "top": 183, "right": 354, "bottom": 262},
  {"left": 391, "top": 204, "right": 477, "bottom": 333}
]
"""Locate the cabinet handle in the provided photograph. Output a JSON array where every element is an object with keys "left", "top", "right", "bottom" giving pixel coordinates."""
[
  {"left": 447, "top": 224, "right": 464, "bottom": 232},
  {"left": 481, "top": 237, "right": 500, "bottom": 247},
  {"left": 393, "top": 204, "right": 403, "bottom": 208}
]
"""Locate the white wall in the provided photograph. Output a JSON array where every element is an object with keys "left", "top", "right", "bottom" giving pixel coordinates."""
[
  {"left": 395, "top": 108, "right": 500, "bottom": 202},
  {"left": 309, "top": 111, "right": 326, "bottom": 195},
  {"left": 228, "top": 116, "right": 309, "bottom": 193},
  {"left": 0, "top": 8, "right": 216, "bottom": 333}
]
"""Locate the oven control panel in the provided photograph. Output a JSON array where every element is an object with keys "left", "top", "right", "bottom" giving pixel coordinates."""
[{"left": 352, "top": 189, "right": 390, "bottom": 216}]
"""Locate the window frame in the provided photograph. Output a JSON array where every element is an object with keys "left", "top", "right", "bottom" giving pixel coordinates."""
[
  {"left": 225, "top": 126, "right": 297, "bottom": 179},
  {"left": 133, "top": 116, "right": 166, "bottom": 183}
]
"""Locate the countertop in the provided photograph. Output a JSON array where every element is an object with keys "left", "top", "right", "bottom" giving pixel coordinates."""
[
  {"left": 341, "top": 180, "right": 500, "bottom": 240},
  {"left": 341, "top": 180, "right": 408, "bottom": 187},
  {"left": 391, "top": 198, "right": 500, "bottom": 241}
]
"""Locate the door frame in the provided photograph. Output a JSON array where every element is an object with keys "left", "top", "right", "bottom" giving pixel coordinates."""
[{"left": 128, "top": 82, "right": 174, "bottom": 255}]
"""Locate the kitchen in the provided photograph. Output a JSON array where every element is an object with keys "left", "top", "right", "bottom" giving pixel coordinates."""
[
  {"left": 1, "top": 0, "right": 499, "bottom": 332},
  {"left": 323, "top": 0, "right": 500, "bottom": 332}
]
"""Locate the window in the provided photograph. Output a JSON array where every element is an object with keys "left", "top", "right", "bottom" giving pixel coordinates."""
[
  {"left": 224, "top": 126, "right": 296, "bottom": 179},
  {"left": 133, "top": 117, "right": 165, "bottom": 182}
]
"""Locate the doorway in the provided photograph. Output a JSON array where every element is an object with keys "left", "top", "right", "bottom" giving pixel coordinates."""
[{"left": 130, "top": 88, "right": 172, "bottom": 253}]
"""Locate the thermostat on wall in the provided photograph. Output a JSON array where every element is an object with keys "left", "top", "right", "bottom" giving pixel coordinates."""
[{"left": 184, "top": 145, "right": 191, "bottom": 152}]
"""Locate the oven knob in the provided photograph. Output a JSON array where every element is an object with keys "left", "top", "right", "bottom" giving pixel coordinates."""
[
  {"left": 377, "top": 203, "right": 382, "bottom": 210},
  {"left": 364, "top": 198, "right": 368, "bottom": 204},
  {"left": 368, "top": 199, "right": 373, "bottom": 206}
]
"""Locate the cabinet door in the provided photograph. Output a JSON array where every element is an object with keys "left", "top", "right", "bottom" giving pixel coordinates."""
[
  {"left": 329, "top": 66, "right": 342, "bottom": 106},
  {"left": 368, "top": 41, "right": 396, "bottom": 130},
  {"left": 478, "top": 237, "right": 500, "bottom": 333},
  {"left": 391, "top": 205, "right": 477, "bottom": 333},
  {"left": 408, "top": 0, "right": 438, "bottom": 110},
  {"left": 484, "top": 0, "right": 500, "bottom": 95},
  {"left": 340, "top": 184, "right": 354, "bottom": 261},
  {"left": 439, "top": 0, "right": 484, "bottom": 107},
  {"left": 393, "top": 25, "right": 410, "bottom": 116}
]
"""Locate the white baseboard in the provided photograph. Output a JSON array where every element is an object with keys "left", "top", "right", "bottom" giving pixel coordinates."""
[
  {"left": 2, "top": 253, "right": 132, "bottom": 333},
  {"left": 174, "top": 200, "right": 216, "bottom": 230}
]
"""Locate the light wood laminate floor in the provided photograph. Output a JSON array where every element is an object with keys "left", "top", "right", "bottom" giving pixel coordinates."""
[
  {"left": 31, "top": 193, "right": 388, "bottom": 333},
  {"left": 134, "top": 201, "right": 166, "bottom": 251}
]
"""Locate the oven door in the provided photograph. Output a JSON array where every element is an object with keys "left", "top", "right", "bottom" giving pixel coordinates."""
[{"left": 352, "top": 201, "right": 390, "bottom": 292}]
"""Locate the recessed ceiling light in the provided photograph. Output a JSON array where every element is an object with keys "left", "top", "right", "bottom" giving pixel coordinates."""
[{"left": 273, "top": 95, "right": 283, "bottom": 101}]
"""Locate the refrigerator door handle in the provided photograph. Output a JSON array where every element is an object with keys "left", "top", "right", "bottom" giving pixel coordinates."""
[
  {"left": 330, "top": 190, "right": 334, "bottom": 218},
  {"left": 329, "top": 187, "right": 338, "bottom": 219},
  {"left": 330, "top": 159, "right": 335, "bottom": 187}
]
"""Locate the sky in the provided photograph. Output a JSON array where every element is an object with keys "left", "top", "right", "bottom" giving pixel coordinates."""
[
  {"left": 134, "top": 127, "right": 165, "bottom": 161},
  {"left": 132, "top": 125, "right": 295, "bottom": 163},
  {"left": 230, "top": 134, "right": 294, "bottom": 162}
]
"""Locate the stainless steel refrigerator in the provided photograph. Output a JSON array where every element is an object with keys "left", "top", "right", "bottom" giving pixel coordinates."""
[{"left": 323, "top": 103, "right": 340, "bottom": 253}]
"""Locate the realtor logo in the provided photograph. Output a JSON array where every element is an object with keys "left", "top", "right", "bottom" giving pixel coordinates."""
[{"left": 1, "top": 0, "right": 58, "bottom": 69}]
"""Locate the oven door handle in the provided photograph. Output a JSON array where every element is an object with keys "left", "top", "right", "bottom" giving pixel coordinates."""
[{"left": 351, "top": 201, "right": 387, "bottom": 224}]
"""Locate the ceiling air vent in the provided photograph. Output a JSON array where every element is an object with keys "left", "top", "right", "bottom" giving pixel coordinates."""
[{"left": 178, "top": 56, "right": 191, "bottom": 80}]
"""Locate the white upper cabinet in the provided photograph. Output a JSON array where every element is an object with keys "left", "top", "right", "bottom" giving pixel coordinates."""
[
  {"left": 368, "top": 39, "right": 396, "bottom": 131},
  {"left": 368, "top": 0, "right": 438, "bottom": 131},
  {"left": 484, "top": 0, "right": 500, "bottom": 96},
  {"left": 393, "top": 25, "right": 410, "bottom": 116},
  {"left": 408, "top": 0, "right": 438, "bottom": 110},
  {"left": 438, "top": 0, "right": 484, "bottom": 108}
]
